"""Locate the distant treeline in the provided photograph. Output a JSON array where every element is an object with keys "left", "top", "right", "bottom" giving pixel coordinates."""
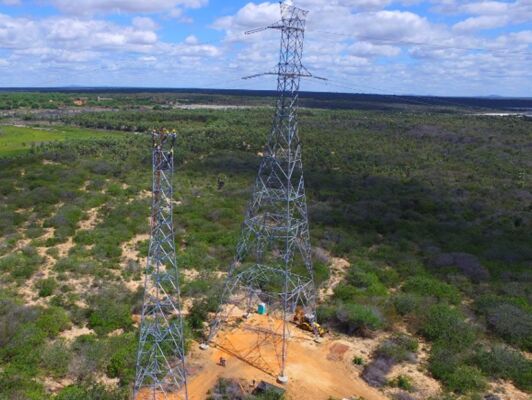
[{"left": 1, "top": 87, "right": 531, "bottom": 111}]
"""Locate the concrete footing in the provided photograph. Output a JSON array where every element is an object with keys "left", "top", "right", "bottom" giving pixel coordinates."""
[
  {"left": 277, "top": 375, "right": 288, "bottom": 384},
  {"left": 199, "top": 343, "right": 209, "bottom": 350}
]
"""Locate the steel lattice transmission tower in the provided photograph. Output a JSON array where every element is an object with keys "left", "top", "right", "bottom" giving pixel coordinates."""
[
  {"left": 134, "top": 131, "right": 188, "bottom": 400},
  {"left": 202, "top": 1, "right": 322, "bottom": 384}
]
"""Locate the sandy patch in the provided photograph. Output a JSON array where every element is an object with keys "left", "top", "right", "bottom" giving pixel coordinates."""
[
  {"left": 56, "top": 237, "right": 74, "bottom": 258},
  {"left": 80, "top": 180, "right": 90, "bottom": 192},
  {"left": 181, "top": 297, "right": 194, "bottom": 315},
  {"left": 319, "top": 256, "right": 350, "bottom": 301},
  {"left": 132, "top": 314, "right": 141, "bottom": 327},
  {"left": 124, "top": 277, "right": 144, "bottom": 293},
  {"left": 108, "top": 328, "right": 124, "bottom": 337},
  {"left": 488, "top": 380, "right": 530, "bottom": 400},
  {"left": 60, "top": 325, "right": 95, "bottom": 341},
  {"left": 18, "top": 282, "right": 48, "bottom": 307},
  {"left": 78, "top": 207, "right": 101, "bottom": 231},
  {"left": 42, "top": 159, "right": 61, "bottom": 166},
  {"left": 60, "top": 276, "right": 94, "bottom": 308},
  {"left": 120, "top": 233, "right": 149, "bottom": 292},
  {"left": 181, "top": 268, "right": 200, "bottom": 282},
  {"left": 138, "top": 190, "right": 151, "bottom": 200},
  {"left": 14, "top": 237, "right": 31, "bottom": 251},
  {"left": 121, "top": 233, "right": 149, "bottom": 261},
  {"left": 94, "top": 373, "right": 119, "bottom": 388},
  {"left": 42, "top": 377, "right": 74, "bottom": 394}
]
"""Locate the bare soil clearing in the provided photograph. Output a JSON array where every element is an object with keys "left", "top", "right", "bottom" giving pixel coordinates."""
[{"left": 184, "top": 313, "right": 389, "bottom": 400}]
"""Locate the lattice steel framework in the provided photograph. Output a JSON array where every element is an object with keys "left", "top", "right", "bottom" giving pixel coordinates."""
[
  {"left": 203, "top": 2, "right": 317, "bottom": 383},
  {"left": 134, "top": 131, "right": 188, "bottom": 400}
]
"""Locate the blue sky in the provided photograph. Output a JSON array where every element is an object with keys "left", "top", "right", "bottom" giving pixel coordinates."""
[{"left": 0, "top": 0, "right": 530, "bottom": 96}]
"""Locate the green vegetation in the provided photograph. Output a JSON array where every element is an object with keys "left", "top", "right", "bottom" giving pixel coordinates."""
[
  {"left": 473, "top": 345, "right": 532, "bottom": 392},
  {"left": 0, "top": 91, "right": 530, "bottom": 398},
  {"left": 390, "top": 375, "right": 414, "bottom": 391},
  {"left": 352, "top": 356, "right": 365, "bottom": 366},
  {"left": 36, "top": 277, "right": 58, "bottom": 298},
  {"left": 87, "top": 284, "right": 137, "bottom": 335},
  {"left": 402, "top": 276, "right": 461, "bottom": 304},
  {"left": 0, "top": 125, "right": 125, "bottom": 157},
  {"left": 0, "top": 246, "right": 43, "bottom": 281}
]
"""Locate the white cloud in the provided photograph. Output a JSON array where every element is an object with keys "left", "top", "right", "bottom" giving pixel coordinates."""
[
  {"left": 213, "top": 2, "right": 279, "bottom": 32},
  {"left": 132, "top": 17, "right": 158, "bottom": 30},
  {"left": 50, "top": 0, "right": 208, "bottom": 15},
  {"left": 453, "top": 15, "right": 509, "bottom": 31},
  {"left": 296, "top": 0, "right": 392, "bottom": 11},
  {"left": 139, "top": 56, "right": 157, "bottom": 62},
  {"left": 352, "top": 10, "right": 438, "bottom": 41},
  {"left": 337, "top": 0, "right": 392, "bottom": 10},
  {"left": 0, "top": 11, "right": 221, "bottom": 86},
  {"left": 0, "top": 0, "right": 20, "bottom": 5},
  {"left": 210, "top": 1, "right": 531, "bottom": 96},
  {"left": 184, "top": 35, "right": 199, "bottom": 44},
  {"left": 461, "top": 1, "right": 511, "bottom": 15},
  {"left": 0, "top": 0, "right": 529, "bottom": 95},
  {"left": 0, "top": 13, "right": 39, "bottom": 49},
  {"left": 349, "top": 41, "right": 401, "bottom": 57},
  {"left": 438, "top": 1, "right": 532, "bottom": 31},
  {"left": 42, "top": 18, "right": 158, "bottom": 51}
]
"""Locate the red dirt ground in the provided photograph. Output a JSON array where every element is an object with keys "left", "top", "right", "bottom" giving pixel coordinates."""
[{"left": 137, "top": 313, "right": 389, "bottom": 400}]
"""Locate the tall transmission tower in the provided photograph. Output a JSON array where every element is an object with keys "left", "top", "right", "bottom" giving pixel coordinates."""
[
  {"left": 202, "top": 1, "right": 320, "bottom": 384},
  {"left": 134, "top": 130, "right": 188, "bottom": 400}
]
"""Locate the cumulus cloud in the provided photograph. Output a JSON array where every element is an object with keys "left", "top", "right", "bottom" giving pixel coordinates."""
[
  {"left": 0, "top": 0, "right": 529, "bottom": 95},
  {"left": 210, "top": 1, "right": 531, "bottom": 96},
  {"left": 0, "top": 10, "right": 221, "bottom": 88},
  {"left": 438, "top": 1, "right": 532, "bottom": 31},
  {"left": 50, "top": 0, "right": 208, "bottom": 15},
  {"left": 453, "top": 15, "right": 509, "bottom": 31},
  {"left": 349, "top": 41, "right": 401, "bottom": 57},
  {"left": 132, "top": 17, "right": 158, "bottom": 30},
  {"left": 212, "top": 2, "right": 279, "bottom": 34}
]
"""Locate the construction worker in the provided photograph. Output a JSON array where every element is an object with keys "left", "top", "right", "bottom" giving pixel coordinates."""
[{"left": 219, "top": 357, "right": 226, "bottom": 367}]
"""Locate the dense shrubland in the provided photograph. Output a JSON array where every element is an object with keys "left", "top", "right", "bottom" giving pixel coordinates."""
[{"left": 0, "top": 95, "right": 530, "bottom": 399}]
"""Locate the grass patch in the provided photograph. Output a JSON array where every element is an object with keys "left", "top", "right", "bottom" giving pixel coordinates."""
[{"left": 0, "top": 125, "right": 125, "bottom": 157}]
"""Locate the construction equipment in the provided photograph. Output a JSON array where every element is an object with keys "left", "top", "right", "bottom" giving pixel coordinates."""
[{"left": 293, "top": 306, "right": 327, "bottom": 337}]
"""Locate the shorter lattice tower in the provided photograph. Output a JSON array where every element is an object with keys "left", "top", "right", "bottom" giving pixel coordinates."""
[
  {"left": 202, "top": 1, "right": 322, "bottom": 384},
  {"left": 134, "top": 130, "right": 188, "bottom": 400}
]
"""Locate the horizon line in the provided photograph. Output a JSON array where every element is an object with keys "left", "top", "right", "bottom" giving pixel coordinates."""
[{"left": 0, "top": 86, "right": 531, "bottom": 100}]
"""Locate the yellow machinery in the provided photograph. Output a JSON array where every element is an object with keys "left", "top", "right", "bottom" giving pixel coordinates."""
[{"left": 293, "top": 306, "right": 327, "bottom": 336}]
